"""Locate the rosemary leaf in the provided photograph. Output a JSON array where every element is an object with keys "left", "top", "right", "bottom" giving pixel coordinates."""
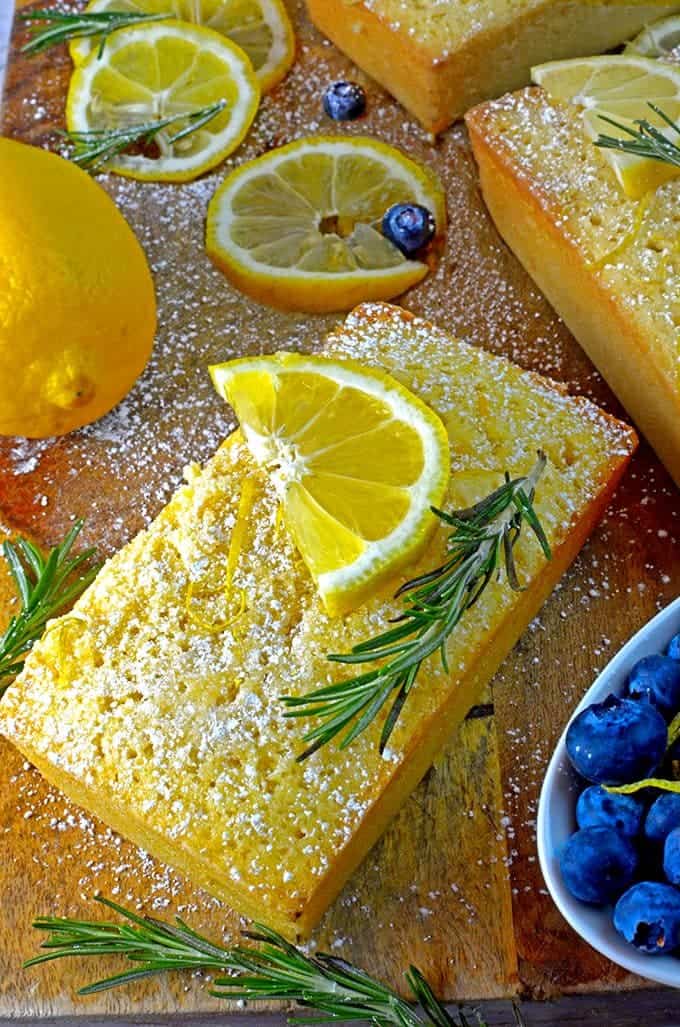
[
  {"left": 405, "top": 967, "right": 462, "bottom": 1027},
  {"left": 281, "top": 452, "right": 551, "bottom": 760},
  {"left": 0, "top": 521, "right": 100, "bottom": 695},
  {"left": 595, "top": 103, "right": 680, "bottom": 170},
  {"left": 19, "top": 9, "right": 168, "bottom": 57},
  {"left": 25, "top": 896, "right": 496, "bottom": 1026},
  {"left": 62, "top": 100, "right": 227, "bottom": 173}
]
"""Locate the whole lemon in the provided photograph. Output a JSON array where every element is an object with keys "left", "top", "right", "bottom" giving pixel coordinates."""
[{"left": 0, "top": 139, "right": 156, "bottom": 438}]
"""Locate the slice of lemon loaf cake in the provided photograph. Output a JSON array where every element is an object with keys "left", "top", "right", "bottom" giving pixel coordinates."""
[
  {"left": 305, "top": 0, "right": 678, "bottom": 133},
  {"left": 0, "top": 304, "right": 636, "bottom": 937},
  {"left": 465, "top": 87, "right": 680, "bottom": 486}
]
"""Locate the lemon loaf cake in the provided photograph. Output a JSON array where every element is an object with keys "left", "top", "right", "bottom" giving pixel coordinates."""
[
  {"left": 465, "top": 87, "right": 680, "bottom": 487},
  {"left": 0, "top": 303, "right": 636, "bottom": 937},
  {"left": 305, "top": 0, "right": 678, "bottom": 133}
]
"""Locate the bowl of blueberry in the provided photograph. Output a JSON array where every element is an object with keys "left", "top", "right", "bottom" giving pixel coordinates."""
[{"left": 538, "top": 595, "right": 680, "bottom": 986}]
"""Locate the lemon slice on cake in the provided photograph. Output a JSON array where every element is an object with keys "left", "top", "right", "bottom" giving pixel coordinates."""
[
  {"left": 626, "top": 14, "right": 680, "bottom": 60},
  {"left": 66, "top": 20, "right": 259, "bottom": 182},
  {"left": 210, "top": 353, "right": 450, "bottom": 615},
  {"left": 206, "top": 136, "right": 446, "bottom": 312},
  {"left": 69, "top": 0, "right": 294, "bottom": 93},
  {"left": 532, "top": 55, "right": 680, "bottom": 198}
]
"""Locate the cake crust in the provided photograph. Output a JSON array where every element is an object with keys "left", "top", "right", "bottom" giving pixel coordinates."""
[{"left": 0, "top": 303, "right": 637, "bottom": 937}]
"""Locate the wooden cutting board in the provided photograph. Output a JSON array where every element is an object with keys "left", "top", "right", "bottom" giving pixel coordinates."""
[{"left": 2, "top": 2, "right": 680, "bottom": 1018}]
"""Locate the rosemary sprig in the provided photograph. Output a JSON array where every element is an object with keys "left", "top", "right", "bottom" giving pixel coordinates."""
[
  {"left": 282, "top": 452, "right": 550, "bottom": 760},
  {"left": 25, "top": 896, "right": 489, "bottom": 1026},
  {"left": 0, "top": 521, "right": 100, "bottom": 695},
  {"left": 19, "top": 9, "right": 168, "bottom": 58},
  {"left": 595, "top": 103, "right": 680, "bottom": 170},
  {"left": 63, "top": 100, "right": 227, "bottom": 172}
]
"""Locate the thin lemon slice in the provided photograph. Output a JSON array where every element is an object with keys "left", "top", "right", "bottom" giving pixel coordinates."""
[
  {"left": 532, "top": 55, "right": 680, "bottom": 198},
  {"left": 66, "top": 20, "right": 260, "bottom": 182},
  {"left": 626, "top": 13, "right": 680, "bottom": 61},
  {"left": 205, "top": 136, "right": 446, "bottom": 312},
  {"left": 210, "top": 352, "right": 450, "bottom": 615},
  {"left": 70, "top": 0, "right": 294, "bottom": 93}
]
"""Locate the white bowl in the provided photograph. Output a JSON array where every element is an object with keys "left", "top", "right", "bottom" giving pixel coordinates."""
[{"left": 537, "top": 595, "right": 680, "bottom": 987}]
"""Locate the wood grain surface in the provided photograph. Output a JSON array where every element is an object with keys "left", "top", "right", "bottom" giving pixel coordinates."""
[{"left": 2, "top": 0, "right": 680, "bottom": 1020}]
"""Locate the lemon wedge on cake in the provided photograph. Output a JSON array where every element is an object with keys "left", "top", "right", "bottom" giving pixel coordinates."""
[
  {"left": 206, "top": 136, "right": 446, "bottom": 312},
  {"left": 66, "top": 20, "right": 259, "bottom": 181},
  {"left": 69, "top": 0, "right": 294, "bottom": 93},
  {"left": 532, "top": 55, "right": 680, "bottom": 198},
  {"left": 210, "top": 353, "right": 450, "bottom": 615},
  {"left": 626, "top": 13, "right": 680, "bottom": 60}
]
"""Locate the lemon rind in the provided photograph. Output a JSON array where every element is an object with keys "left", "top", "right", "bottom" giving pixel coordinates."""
[{"left": 253, "top": 0, "right": 295, "bottom": 92}]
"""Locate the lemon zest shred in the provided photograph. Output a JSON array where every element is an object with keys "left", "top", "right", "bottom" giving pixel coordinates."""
[
  {"left": 605, "top": 777, "right": 680, "bottom": 796},
  {"left": 668, "top": 711, "right": 680, "bottom": 751},
  {"left": 185, "top": 478, "right": 257, "bottom": 633},
  {"left": 225, "top": 477, "right": 257, "bottom": 593},
  {"left": 42, "top": 612, "right": 88, "bottom": 641},
  {"left": 586, "top": 192, "right": 653, "bottom": 271},
  {"left": 274, "top": 501, "right": 285, "bottom": 537}
]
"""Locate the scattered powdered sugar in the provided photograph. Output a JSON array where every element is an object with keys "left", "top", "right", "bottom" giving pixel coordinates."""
[{"left": 2, "top": 0, "right": 680, "bottom": 1007}]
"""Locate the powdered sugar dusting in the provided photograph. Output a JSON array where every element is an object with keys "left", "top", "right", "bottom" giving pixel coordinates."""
[{"left": 2, "top": 0, "right": 680, "bottom": 1009}]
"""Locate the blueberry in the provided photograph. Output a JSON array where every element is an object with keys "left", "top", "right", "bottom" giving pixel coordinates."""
[
  {"left": 322, "top": 81, "right": 366, "bottom": 121},
  {"left": 576, "top": 784, "right": 646, "bottom": 837},
  {"left": 663, "top": 827, "right": 680, "bottom": 884},
  {"left": 645, "top": 793, "right": 680, "bottom": 842},
  {"left": 614, "top": 881, "right": 680, "bottom": 954},
  {"left": 382, "top": 203, "right": 436, "bottom": 257},
  {"left": 627, "top": 654, "right": 680, "bottom": 719},
  {"left": 560, "top": 827, "right": 638, "bottom": 905},
  {"left": 667, "top": 633, "right": 680, "bottom": 661},
  {"left": 566, "top": 695, "right": 667, "bottom": 785}
]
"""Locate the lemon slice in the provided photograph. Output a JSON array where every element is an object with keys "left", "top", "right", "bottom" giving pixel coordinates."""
[
  {"left": 205, "top": 136, "right": 446, "bottom": 312},
  {"left": 532, "top": 55, "right": 680, "bottom": 198},
  {"left": 626, "top": 13, "right": 680, "bottom": 60},
  {"left": 210, "top": 352, "right": 451, "bottom": 615},
  {"left": 66, "top": 20, "right": 260, "bottom": 182},
  {"left": 69, "top": 0, "right": 294, "bottom": 93}
]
